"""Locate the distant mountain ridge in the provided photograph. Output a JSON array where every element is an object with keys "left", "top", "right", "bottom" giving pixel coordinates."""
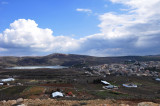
[{"left": 1, "top": 53, "right": 160, "bottom": 68}]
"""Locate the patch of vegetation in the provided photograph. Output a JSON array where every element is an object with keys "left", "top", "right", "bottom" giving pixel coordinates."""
[
  {"left": 108, "top": 91, "right": 121, "bottom": 95},
  {"left": 21, "top": 86, "right": 45, "bottom": 98},
  {"left": 0, "top": 86, "right": 27, "bottom": 100},
  {"left": 89, "top": 90, "right": 128, "bottom": 99},
  {"left": 0, "top": 86, "right": 7, "bottom": 89}
]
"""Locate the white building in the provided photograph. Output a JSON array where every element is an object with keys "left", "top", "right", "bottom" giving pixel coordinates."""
[
  {"left": 155, "top": 78, "right": 160, "bottom": 81},
  {"left": 104, "top": 85, "right": 118, "bottom": 89},
  {"left": 52, "top": 91, "right": 63, "bottom": 98},
  {"left": 101, "top": 80, "right": 110, "bottom": 85},
  {"left": 1, "top": 78, "right": 15, "bottom": 82},
  {"left": 0, "top": 83, "right": 4, "bottom": 85},
  {"left": 122, "top": 83, "right": 137, "bottom": 88}
]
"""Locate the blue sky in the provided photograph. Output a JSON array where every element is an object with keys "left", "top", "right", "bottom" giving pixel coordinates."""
[
  {"left": 0, "top": 0, "right": 160, "bottom": 56},
  {"left": 0, "top": 0, "right": 125, "bottom": 37}
]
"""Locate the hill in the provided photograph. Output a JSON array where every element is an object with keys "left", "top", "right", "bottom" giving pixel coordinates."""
[{"left": 1, "top": 53, "right": 160, "bottom": 68}]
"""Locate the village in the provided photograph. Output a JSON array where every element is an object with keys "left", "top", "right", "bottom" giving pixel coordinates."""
[{"left": 86, "top": 61, "right": 160, "bottom": 77}]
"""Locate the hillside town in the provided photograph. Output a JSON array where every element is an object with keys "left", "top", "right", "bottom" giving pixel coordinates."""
[{"left": 87, "top": 61, "right": 160, "bottom": 77}]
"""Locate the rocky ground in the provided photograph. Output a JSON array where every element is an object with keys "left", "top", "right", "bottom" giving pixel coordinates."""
[{"left": 0, "top": 98, "right": 159, "bottom": 106}]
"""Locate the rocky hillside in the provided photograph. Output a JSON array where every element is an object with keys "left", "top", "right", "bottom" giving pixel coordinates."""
[
  {"left": 1, "top": 53, "right": 160, "bottom": 68},
  {"left": 0, "top": 98, "right": 160, "bottom": 106}
]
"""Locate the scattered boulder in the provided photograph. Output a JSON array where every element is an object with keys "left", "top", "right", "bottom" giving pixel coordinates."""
[
  {"left": 138, "top": 102, "right": 160, "bottom": 106},
  {"left": 6, "top": 100, "right": 17, "bottom": 105},
  {"left": 2, "top": 100, "right": 6, "bottom": 103},
  {"left": 16, "top": 98, "right": 24, "bottom": 104},
  {"left": 17, "top": 104, "right": 26, "bottom": 106},
  {"left": 119, "top": 104, "right": 130, "bottom": 106}
]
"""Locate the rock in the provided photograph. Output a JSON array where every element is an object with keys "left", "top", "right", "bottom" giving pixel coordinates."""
[
  {"left": 0, "top": 100, "right": 7, "bottom": 106},
  {"left": 138, "top": 102, "right": 160, "bottom": 106},
  {"left": 2, "top": 100, "right": 6, "bottom": 103},
  {"left": 17, "top": 98, "right": 24, "bottom": 104},
  {"left": 6, "top": 100, "right": 17, "bottom": 105},
  {"left": 17, "top": 104, "right": 26, "bottom": 106},
  {"left": 111, "top": 99, "right": 117, "bottom": 103},
  {"left": 0, "top": 102, "right": 4, "bottom": 106},
  {"left": 102, "top": 104, "right": 108, "bottom": 106},
  {"left": 119, "top": 104, "right": 130, "bottom": 106}
]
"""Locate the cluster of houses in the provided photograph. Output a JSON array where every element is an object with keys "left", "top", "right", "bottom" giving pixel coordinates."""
[
  {"left": 87, "top": 61, "right": 160, "bottom": 79},
  {"left": 101, "top": 80, "right": 138, "bottom": 90},
  {"left": 52, "top": 80, "right": 139, "bottom": 98}
]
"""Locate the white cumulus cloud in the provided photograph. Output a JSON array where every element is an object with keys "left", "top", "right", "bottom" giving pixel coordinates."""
[
  {"left": 74, "top": 0, "right": 160, "bottom": 56},
  {"left": 85, "top": 0, "right": 160, "bottom": 55},
  {"left": 0, "top": 19, "right": 79, "bottom": 56}
]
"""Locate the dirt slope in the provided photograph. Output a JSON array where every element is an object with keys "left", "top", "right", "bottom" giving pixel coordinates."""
[{"left": 0, "top": 98, "right": 160, "bottom": 106}]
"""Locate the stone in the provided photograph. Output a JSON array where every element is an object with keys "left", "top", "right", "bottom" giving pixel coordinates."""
[
  {"left": 17, "top": 98, "right": 24, "bottom": 104},
  {"left": 17, "top": 104, "right": 26, "bottom": 106},
  {"left": 120, "top": 104, "right": 130, "bottom": 106},
  {"left": 7, "top": 100, "right": 17, "bottom": 105},
  {"left": 138, "top": 102, "right": 160, "bottom": 106}
]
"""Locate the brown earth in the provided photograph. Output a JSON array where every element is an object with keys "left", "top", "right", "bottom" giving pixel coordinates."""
[
  {"left": 40, "top": 84, "right": 74, "bottom": 88},
  {"left": 0, "top": 98, "right": 160, "bottom": 106}
]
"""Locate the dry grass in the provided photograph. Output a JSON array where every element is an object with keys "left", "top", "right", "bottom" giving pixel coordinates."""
[
  {"left": 20, "top": 99, "right": 146, "bottom": 106},
  {"left": 21, "top": 86, "right": 45, "bottom": 99},
  {"left": 0, "top": 98, "right": 160, "bottom": 106}
]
